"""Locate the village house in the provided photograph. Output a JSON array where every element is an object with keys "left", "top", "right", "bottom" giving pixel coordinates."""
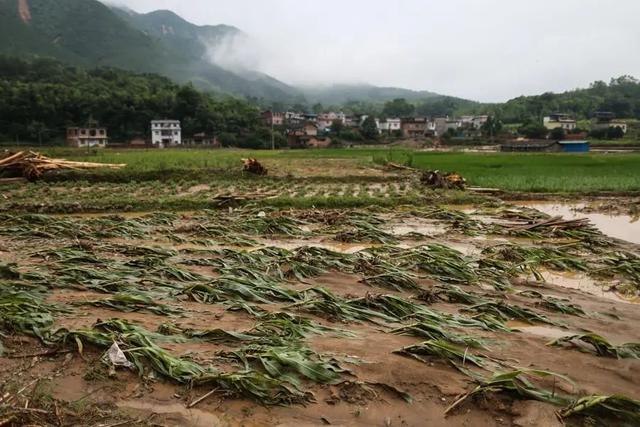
[
  {"left": 151, "top": 120, "right": 181, "bottom": 147},
  {"left": 302, "top": 113, "right": 318, "bottom": 123},
  {"left": 433, "top": 117, "right": 461, "bottom": 137},
  {"left": 317, "top": 116, "right": 333, "bottom": 130},
  {"left": 590, "top": 112, "right": 628, "bottom": 134},
  {"left": 400, "top": 118, "right": 428, "bottom": 138},
  {"left": 283, "top": 112, "right": 305, "bottom": 127},
  {"left": 460, "top": 115, "right": 489, "bottom": 130},
  {"left": 317, "top": 112, "right": 347, "bottom": 130},
  {"left": 284, "top": 111, "right": 302, "bottom": 120},
  {"left": 183, "top": 133, "right": 220, "bottom": 147},
  {"left": 287, "top": 122, "right": 327, "bottom": 148},
  {"left": 543, "top": 113, "right": 577, "bottom": 131},
  {"left": 67, "top": 125, "right": 108, "bottom": 148},
  {"left": 378, "top": 118, "right": 401, "bottom": 134},
  {"left": 460, "top": 116, "right": 474, "bottom": 127},
  {"left": 261, "top": 111, "right": 285, "bottom": 127},
  {"left": 344, "top": 116, "right": 358, "bottom": 128},
  {"left": 472, "top": 115, "right": 489, "bottom": 129}
]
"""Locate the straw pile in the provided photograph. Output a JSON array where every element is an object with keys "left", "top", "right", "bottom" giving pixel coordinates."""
[{"left": 0, "top": 151, "right": 125, "bottom": 181}]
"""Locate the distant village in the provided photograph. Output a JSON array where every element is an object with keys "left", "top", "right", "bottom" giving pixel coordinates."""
[{"left": 65, "top": 110, "right": 629, "bottom": 153}]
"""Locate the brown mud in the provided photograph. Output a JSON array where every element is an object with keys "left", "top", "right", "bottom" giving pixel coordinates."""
[{"left": 1, "top": 200, "right": 640, "bottom": 426}]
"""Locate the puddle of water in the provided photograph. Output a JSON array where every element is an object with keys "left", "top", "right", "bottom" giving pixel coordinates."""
[
  {"left": 444, "top": 241, "right": 479, "bottom": 256},
  {"left": 119, "top": 400, "right": 222, "bottom": 427},
  {"left": 516, "top": 202, "right": 640, "bottom": 245},
  {"left": 533, "top": 271, "right": 639, "bottom": 304},
  {"left": 506, "top": 320, "right": 573, "bottom": 340},
  {"left": 388, "top": 220, "right": 446, "bottom": 237}
]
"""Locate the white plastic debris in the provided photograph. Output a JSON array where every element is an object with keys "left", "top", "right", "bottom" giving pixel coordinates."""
[
  {"left": 107, "top": 342, "right": 134, "bottom": 369},
  {"left": 257, "top": 211, "right": 267, "bottom": 218}
]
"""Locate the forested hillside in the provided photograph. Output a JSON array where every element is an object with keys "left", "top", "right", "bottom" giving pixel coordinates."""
[
  {"left": 463, "top": 76, "right": 640, "bottom": 123},
  {"left": 346, "top": 76, "right": 640, "bottom": 123},
  {"left": 0, "top": 0, "right": 299, "bottom": 100},
  {"left": 0, "top": 56, "right": 267, "bottom": 144}
]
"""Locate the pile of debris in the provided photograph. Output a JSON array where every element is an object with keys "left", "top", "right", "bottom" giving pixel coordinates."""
[
  {"left": 420, "top": 170, "right": 466, "bottom": 190},
  {"left": 242, "top": 158, "right": 268, "bottom": 176},
  {"left": 0, "top": 151, "right": 125, "bottom": 182}
]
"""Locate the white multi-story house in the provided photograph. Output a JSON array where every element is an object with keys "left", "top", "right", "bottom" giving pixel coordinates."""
[
  {"left": 591, "top": 112, "right": 628, "bottom": 134},
  {"left": 471, "top": 115, "right": 489, "bottom": 129},
  {"left": 378, "top": 118, "right": 401, "bottom": 134},
  {"left": 151, "top": 120, "right": 181, "bottom": 147},
  {"left": 543, "top": 114, "right": 576, "bottom": 131},
  {"left": 317, "top": 112, "right": 347, "bottom": 129}
]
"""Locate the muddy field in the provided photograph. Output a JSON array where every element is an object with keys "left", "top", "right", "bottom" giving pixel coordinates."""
[{"left": 0, "top": 193, "right": 639, "bottom": 427}]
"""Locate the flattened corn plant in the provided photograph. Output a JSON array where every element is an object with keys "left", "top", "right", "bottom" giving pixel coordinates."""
[
  {"left": 0, "top": 287, "right": 68, "bottom": 339},
  {"left": 159, "top": 311, "right": 351, "bottom": 347},
  {"left": 462, "top": 301, "right": 559, "bottom": 326},
  {"left": 287, "top": 288, "right": 397, "bottom": 324},
  {"left": 395, "top": 339, "right": 487, "bottom": 372},
  {"left": 392, "top": 322, "right": 487, "bottom": 349},
  {"left": 222, "top": 344, "right": 346, "bottom": 385},
  {"left": 445, "top": 369, "right": 573, "bottom": 414},
  {"left": 354, "top": 254, "right": 420, "bottom": 291},
  {"left": 181, "top": 276, "right": 301, "bottom": 304},
  {"left": 518, "top": 290, "right": 586, "bottom": 316},
  {"left": 561, "top": 395, "right": 640, "bottom": 425},
  {"left": 75, "top": 293, "right": 182, "bottom": 316},
  {"left": 549, "top": 333, "right": 640, "bottom": 359},
  {"left": 395, "top": 244, "right": 478, "bottom": 285},
  {"left": 591, "top": 251, "right": 640, "bottom": 291},
  {"left": 333, "top": 219, "right": 398, "bottom": 244},
  {"left": 481, "top": 244, "right": 588, "bottom": 280},
  {"left": 447, "top": 368, "right": 640, "bottom": 425},
  {"left": 54, "top": 319, "right": 314, "bottom": 405},
  {"left": 409, "top": 207, "right": 484, "bottom": 235}
]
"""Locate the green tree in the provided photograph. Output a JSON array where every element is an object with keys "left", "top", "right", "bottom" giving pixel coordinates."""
[
  {"left": 361, "top": 116, "right": 379, "bottom": 140},
  {"left": 518, "top": 122, "right": 548, "bottom": 139},
  {"left": 608, "top": 126, "right": 625, "bottom": 139},
  {"left": 382, "top": 98, "right": 415, "bottom": 118},
  {"left": 481, "top": 116, "right": 503, "bottom": 138},
  {"left": 330, "top": 119, "right": 344, "bottom": 136},
  {"left": 312, "top": 103, "right": 324, "bottom": 114},
  {"left": 549, "top": 127, "right": 565, "bottom": 140}
]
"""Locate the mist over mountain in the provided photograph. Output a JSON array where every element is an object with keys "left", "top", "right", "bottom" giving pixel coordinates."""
[
  {"left": 0, "top": 0, "right": 461, "bottom": 106},
  {"left": 0, "top": 0, "right": 302, "bottom": 101}
]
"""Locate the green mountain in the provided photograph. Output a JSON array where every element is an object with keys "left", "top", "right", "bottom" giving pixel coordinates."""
[
  {"left": 0, "top": 0, "right": 299, "bottom": 100},
  {"left": 111, "top": 7, "right": 239, "bottom": 64},
  {"left": 299, "top": 84, "right": 441, "bottom": 105},
  {"left": 0, "top": 0, "right": 473, "bottom": 107}
]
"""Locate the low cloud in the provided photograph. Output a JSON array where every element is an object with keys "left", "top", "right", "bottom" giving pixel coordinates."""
[
  {"left": 112, "top": 0, "right": 640, "bottom": 102},
  {"left": 204, "top": 32, "right": 263, "bottom": 73}
]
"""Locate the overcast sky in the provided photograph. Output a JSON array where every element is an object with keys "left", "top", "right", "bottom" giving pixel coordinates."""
[{"left": 112, "top": 0, "right": 640, "bottom": 102}]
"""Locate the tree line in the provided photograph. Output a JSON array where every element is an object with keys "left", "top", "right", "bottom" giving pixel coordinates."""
[
  {"left": 0, "top": 56, "right": 278, "bottom": 147},
  {"left": 261, "top": 76, "right": 640, "bottom": 126}
]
